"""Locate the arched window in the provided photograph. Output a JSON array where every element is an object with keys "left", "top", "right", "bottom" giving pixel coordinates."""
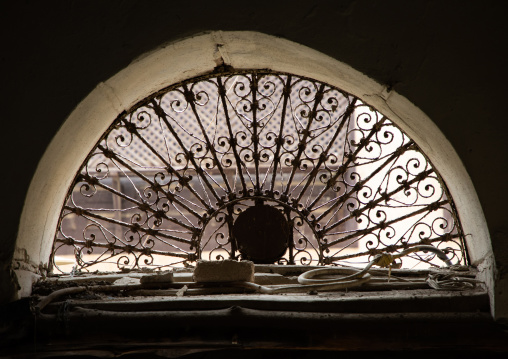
[
  {"left": 51, "top": 69, "right": 466, "bottom": 273},
  {"left": 6, "top": 28, "right": 504, "bottom": 359},
  {"left": 15, "top": 32, "right": 492, "bottom": 299}
]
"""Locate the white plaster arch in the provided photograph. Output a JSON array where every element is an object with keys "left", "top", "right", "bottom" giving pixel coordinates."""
[{"left": 15, "top": 31, "right": 493, "bottom": 305}]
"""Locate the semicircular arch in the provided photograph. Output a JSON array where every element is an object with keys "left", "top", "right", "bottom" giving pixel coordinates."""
[{"left": 15, "top": 31, "right": 491, "bottom": 292}]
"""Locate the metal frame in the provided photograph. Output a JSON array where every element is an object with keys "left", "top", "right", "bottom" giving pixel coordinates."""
[{"left": 51, "top": 70, "right": 466, "bottom": 272}]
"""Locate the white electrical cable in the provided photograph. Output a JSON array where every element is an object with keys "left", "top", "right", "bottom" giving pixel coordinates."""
[{"left": 238, "top": 245, "right": 455, "bottom": 294}]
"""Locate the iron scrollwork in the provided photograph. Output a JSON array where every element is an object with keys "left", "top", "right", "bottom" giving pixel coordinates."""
[{"left": 52, "top": 70, "right": 466, "bottom": 273}]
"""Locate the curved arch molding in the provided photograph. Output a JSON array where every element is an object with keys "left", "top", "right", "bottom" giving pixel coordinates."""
[{"left": 15, "top": 31, "right": 494, "bottom": 308}]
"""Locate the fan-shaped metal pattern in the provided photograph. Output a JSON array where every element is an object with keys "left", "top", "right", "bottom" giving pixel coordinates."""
[{"left": 52, "top": 70, "right": 466, "bottom": 272}]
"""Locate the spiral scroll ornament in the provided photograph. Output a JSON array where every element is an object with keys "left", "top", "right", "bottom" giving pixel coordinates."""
[{"left": 52, "top": 70, "right": 467, "bottom": 273}]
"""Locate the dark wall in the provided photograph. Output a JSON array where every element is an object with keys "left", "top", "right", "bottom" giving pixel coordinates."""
[{"left": 1, "top": 1, "right": 507, "bottom": 271}]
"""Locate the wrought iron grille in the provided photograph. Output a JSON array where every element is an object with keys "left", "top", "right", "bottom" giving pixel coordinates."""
[{"left": 52, "top": 70, "right": 467, "bottom": 273}]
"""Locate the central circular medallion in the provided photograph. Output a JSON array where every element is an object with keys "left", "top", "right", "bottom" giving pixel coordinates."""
[{"left": 232, "top": 205, "right": 289, "bottom": 264}]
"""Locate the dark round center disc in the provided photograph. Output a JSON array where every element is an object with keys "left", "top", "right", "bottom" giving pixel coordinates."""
[{"left": 232, "top": 205, "right": 289, "bottom": 264}]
